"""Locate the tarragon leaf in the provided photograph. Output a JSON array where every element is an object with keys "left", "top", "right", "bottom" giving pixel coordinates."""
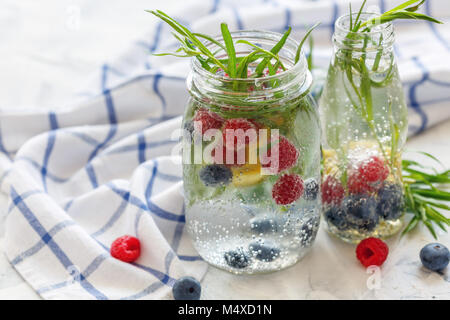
[
  {"left": 405, "top": 0, "right": 426, "bottom": 12},
  {"left": 221, "top": 23, "right": 237, "bottom": 78},
  {"left": 236, "top": 40, "right": 286, "bottom": 70},
  {"left": 193, "top": 33, "right": 227, "bottom": 51},
  {"left": 295, "top": 23, "right": 321, "bottom": 64},
  {"left": 255, "top": 27, "right": 291, "bottom": 76},
  {"left": 385, "top": 0, "right": 423, "bottom": 14}
]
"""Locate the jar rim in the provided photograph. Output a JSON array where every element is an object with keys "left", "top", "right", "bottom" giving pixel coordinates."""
[
  {"left": 333, "top": 12, "right": 395, "bottom": 51},
  {"left": 188, "top": 30, "right": 312, "bottom": 107},
  {"left": 191, "top": 30, "right": 306, "bottom": 82},
  {"left": 335, "top": 12, "right": 394, "bottom": 35}
]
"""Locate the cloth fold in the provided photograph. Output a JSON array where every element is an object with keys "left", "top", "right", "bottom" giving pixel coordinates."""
[{"left": 1, "top": 0, "right": 450, "bottom": 299}]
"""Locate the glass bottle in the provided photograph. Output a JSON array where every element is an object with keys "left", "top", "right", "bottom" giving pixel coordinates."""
[
  {"left": 182, "top": 31, "right": 321, "bottom": 274},
  {"left": 320, "top": 13, "right": 408, "bottom": 243}
]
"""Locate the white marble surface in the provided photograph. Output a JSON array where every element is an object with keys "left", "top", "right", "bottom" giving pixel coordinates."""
[
  {"left": 203, "top": 122, "right": 450, "bottom": 300},
  {"left": 0, "top": 0, "right": 449, "bottom": 299}
]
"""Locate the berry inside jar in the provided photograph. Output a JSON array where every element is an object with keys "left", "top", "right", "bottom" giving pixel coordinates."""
[
  {"left": 322, "top": 141, "right": 405, "bottom": 243},
  {"left": 319, "top": 11, "right": 410, "bottom": 243}
]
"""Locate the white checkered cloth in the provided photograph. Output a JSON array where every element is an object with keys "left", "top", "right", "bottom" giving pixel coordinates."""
[{"left": 0, "top": 0, "right": 450, "bottom": 299}]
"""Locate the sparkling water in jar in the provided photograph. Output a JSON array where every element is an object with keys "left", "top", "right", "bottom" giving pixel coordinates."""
[
  {"left": 320, "top": 13, "right": 408, "bottom": 243},
  {"left": 182, "top": 31, "right": 321, "bottom": 274}
]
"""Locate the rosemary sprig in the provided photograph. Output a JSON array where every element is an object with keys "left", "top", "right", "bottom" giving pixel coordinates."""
[{"left": 402, "top": 152, "right": 450, "bottom": 238}]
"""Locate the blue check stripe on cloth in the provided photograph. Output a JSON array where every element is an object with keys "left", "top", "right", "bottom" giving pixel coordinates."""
[{"left": 1, "top": 0, "right": 450, "bottom": 299}]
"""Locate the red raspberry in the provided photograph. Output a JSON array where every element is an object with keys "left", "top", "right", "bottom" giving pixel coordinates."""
[
  {"left": 322, "top": 176, "right": 345, "bottom": 205},
  {"left": 193, "top": 108, "right": 224, "bottom": 134},
  {"left": 110, "top": 235, "right": 141, "bottom": 263},
  {"left": 272, "top": 174, "right": 304, "bottom": 205},
  {"left": 261, "top": 135, "right": 299, "bottom": 173},
  {"left": 222, "top": 118, "right": 257, "bottom": 151},
  {"left": 356, "top": 237, "right": 389, "bottom": 268},
  {"left": 347, "top": 171, "right": 375, "bottom": 194},
  {"left": 358, "top": 156, "right": 389, "bottom": 183}
]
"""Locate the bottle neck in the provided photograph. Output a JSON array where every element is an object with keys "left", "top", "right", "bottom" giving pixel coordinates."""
[{"left": 333, "top": 13, "right": 395, "bottom": 55}]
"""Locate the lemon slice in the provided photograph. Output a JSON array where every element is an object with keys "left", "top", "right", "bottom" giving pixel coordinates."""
[
  {"left": 322, "top": 149, "right": 339, "bottom": 176},
  {"left": 348, "top": 140, "right": 379, "bottom": 151},
  {"left": 232, "top": 164, "right": 264, "bottom": 187}
]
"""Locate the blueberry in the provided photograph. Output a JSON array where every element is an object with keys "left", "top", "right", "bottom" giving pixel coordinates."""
[
  {"left": 183, "top": 121, "right": 194, "bottom": 143},
  {"left": 224, "top": 248, "right": 251, "bottom": 269},
  {"left": 172, "top": 276, "right": 201, "bottom": 300},
  {"left": 325, "top": 206, "right": 349, "bottom": 231},
  {"left": 250, "top": 217, "right": 278, "bottom": 233},
  {"left": 420, "top": 243, "right": 450, "bottom": 272},
  {"left": 300, "top": 216, "right": 320, "bottom": 246},
  {"left": 343, "top": 194, "right": 379, "bottom": 232},
  {"left": 199, "top": 164, "right": 232, "bottom": 187},
  {"left": 248, "top": 240, "right": 280, "bottom": 262},
  {"left": 183, "top": 120, "right": 194, "bottom": 135},
  {"left": 376, "top": 183, "right": 404, "bottom": 220},
  {"left": 304, "top": 178, "right": 319, "bottom": 200}
]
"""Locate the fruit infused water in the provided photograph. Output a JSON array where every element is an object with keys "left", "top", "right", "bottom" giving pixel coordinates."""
[
  {"left": 182, "top": 30, "right": 321, "bottom": 274},
  {"left": 320, "top": 13, "right": 408, "bottom": 243}
]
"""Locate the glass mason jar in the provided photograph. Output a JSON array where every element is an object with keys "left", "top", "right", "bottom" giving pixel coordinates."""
[
  {"left": 181, "top": 31, "right": 321, "bottom": 274},
  {"left": 320, "top": 14, "right": 408, "bottom": 243}
]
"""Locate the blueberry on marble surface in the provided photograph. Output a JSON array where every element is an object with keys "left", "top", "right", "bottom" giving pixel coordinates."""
[
  {"left": 172, "top": 276, "right": 201, "bottom": 300},
  {"left": 224, "top": 248, "right": 251, "bottom": 269},
  {"left": 420, "top": 243, "right": 450, "bottom": 272},
  {"left": 304, "top": 178, "right": 319, "bottom": 200},
  {"left": 199, "top": 164, "right": 232, "bottom": 187},
  {"left": 248, "top": 240, "right": 280, "bottom": 262},
  {"left": 343, "top": 194, "right": 379, "bottom": 232}
]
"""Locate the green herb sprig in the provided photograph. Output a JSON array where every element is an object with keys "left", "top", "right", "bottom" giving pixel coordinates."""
[
  {"left": 338, "top": 0, "right": 441, "bottom": 172},
  {"left": 358, "top": 0, "right": 442, "bottom": 31},
  {"left": 147, "top": 10, "right": 318, "bottom": 80},
  {"left": 341, "top": 1, "right": 442, "bottom": 167},
  {"left": 402, "top": 152, "right": 450, "bottom": 238},
  {"left": 337, "top": 0, "right": 448, "bottom": 238}
]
